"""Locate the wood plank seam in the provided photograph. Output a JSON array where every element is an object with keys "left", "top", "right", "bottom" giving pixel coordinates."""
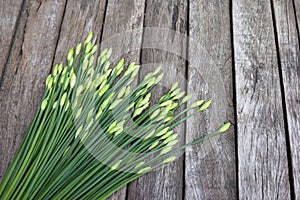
[
  {"left": 269, "top": 0, "right": 296, "bottom": 198},
  {"left": 0, "top": 0, "right": 26, "bottom": 90}
]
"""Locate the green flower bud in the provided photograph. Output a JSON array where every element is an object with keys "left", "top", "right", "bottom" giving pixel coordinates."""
[
  {"left": 98, "top": 84, "right": 109, "bottom": 97},
  {"left": 155, "top": 73, "right": 164, "bottom": 84},
  {"left": 75, "top": 43, "right": 82, "bottom": 55},
  {"left": 109, "top": 99, "right": 123, "bottom": 110},
  {"left": 46, "top": 75, "right": 53, "bottom": 89},
  {"left": 85, "top": 42, "right": 93, "bottom": 54},
  {"left": 170, "top": 88, "right": 181, "bottom": 97},
  {"left": 170, "top": 82, "right": 178, "bottom": 92},
  {"left": 134, "top": 162, "right": 145, "bottom": 169},
  {"left": 85, "top": 32, "right": 93, "bottom": 44},
  {"left": 190, "top": 100, "right": 204, "bottom": 108},
  {"left": 163, "top": 134, "right": 178, "bottom": 144},
  {"left": 64, "top": 77, "right": 70, "bottom": 90},
  {"left": 173, "top": 91, "right": 185, "bottom": 100},
  {"left": 160, "top": 100, "right": 172, "bottom": 107},
  {"left": 111, "top": 160, "right": 122, "bottom": 170},
  {"left": 167, "top": 139, "right": 178, "bottom": 147},
  {"left": 156, "top": 127, "right": 169, "bottom": 137},
  {"left": 153, "top": 65, "right": 162, "bottom": 75},
  {"left": 60, "top": 92, "right": 67, "bottom": 107},
  {"left": 41, "top": 99, "right": 48, "bottom": 111},
  {"left": 86, "top": 110, "right": 94, "bottom": 122},
  {"left": 91, "top": 45, "right": 98, "bottom": 54},
  {"left": 88, "top": 55, "right": 95, "bottom": 67},
  {"left": 82, "top": 59, "right": 89, "bottom": 72},
  {"left": 143, "top": 72, "right": 153, "bottom": 81},
  {"left": 159, "top": 146, "right": 172, "bottom": 155},
  {"left": 150, "top": 109, "right": 160, "bottom": 120},
  {"left": 148, "top": 141, "right": 159, "bottom": 150},
  {"left": 75, "top": 125, "right": 83, "bottom": 138},
  {"left": 143, "top": 129, "right": 156, "bottom": 140},
  {"left": 70, "top": 73, "right": 76, "bottom": 89},
  {"left": 65, "top": 100, "right": 70, "bottom": 111},
  {"left": 199, "top": 100, "right": 212, "bottom": 111},
  {"left": 181, "top": 94, "right": 193, "bottom": 103},
  {"left": 75, "top": 107, "right": 82, "bottom": 119},
  {"left": 53, "top": 101, "right": 58, "bottom": 109},
  {"left": 137, "top": 167, "right": 151, "bottom": 174},
  {"left": 76, "top": 85, "right": 85, "bottom": 96},
  {"left": 99, "top": 48, "right": 108, "bottom": 58},
  {"left": 67, "top": 48, "right": 74, "bottom": 61},
  {"left": 124, "top": 62, "right": 136, "bottom": 76},
  {"left": 117, "top": 87, "right": 126, "bottom": 99},
  {"left": 163, "top": 156, "right": 177, "bottom": 164},
  {"left": 160, "top": 130, "right": 173, "bottom": 139},
  {"left": 219, "top": 122, "right": 231, "bottom": 133}
]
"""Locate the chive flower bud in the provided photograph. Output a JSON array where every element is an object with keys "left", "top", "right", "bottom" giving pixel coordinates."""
[
  {"left": 150, "top": 109, "right": 160, "bottom": 120},
  {"left": 75, "top": 43, "right": 82, "bottom": 55},
  {"left": 219, "top": 122, "right": 231, "bottom": 133},
  {"left": 181, "top": 94, "right": 193, "bottom": 103},
  {"left": 163, "top": 156, "right": 177, "bottom": 164},
  {"left": 170, "top": 82, "right": 178, "bottom": 92},
  {"left": 190, "top": 100, "right": 204, "bottom": 108},
  {"left": 85, "top": 32, "right": 93, "bottom": 44},
  {"left": 159, "top": 146, "right": 172, "bottom": 155},
  {"left": 41, "top": 99, "right": 48, "bottom": 111},
  {"left": 199, "top": 100, "right": 212, "bottom": 111},
  {"left": 137, "top": 167, "right": 151, "bottom": 174},
  {"left": 134, "top": 162, "right": 145, "bottom": 169},
  {"left": 148, "top": 141, "right": 159, "bottom": 150},
  {"left": 155, "top": 127, "right": 169, "bottom": 137},
  {"left": 60, "top": 93, "right": 67, "bottom": 107},
  {"left": 67, "top": 48, "right": 74, "bottom": 61},
  {"left": 70, "top": 72, "right": 76, "bottom": 89},
  {"left": 111, "top": 160, "right": 122, "bottom": 170},
  {"left": 163, "top": 134, "right": 178, "bottom": 144}
]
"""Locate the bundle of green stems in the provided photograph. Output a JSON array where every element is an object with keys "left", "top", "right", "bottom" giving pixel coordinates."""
[{"left": 0, "top": 32, "right": 230, "bottom": 200}]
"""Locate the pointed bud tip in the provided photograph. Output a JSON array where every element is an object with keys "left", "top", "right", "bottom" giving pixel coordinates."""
[{"left": 219, "top": 122, "right": 231, "bottom": 133}]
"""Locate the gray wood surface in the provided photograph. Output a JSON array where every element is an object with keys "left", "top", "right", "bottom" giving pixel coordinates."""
[
  {"left": 0, "top": 0, "right": 23, "bottom": 82},
  {"left": 0, "top": 0, "right": 66, "bottom": 180},
  {"left": 127, "top": 1, "right": 187, "bottom": 199},
  {"left": 1, "top": 0, "right": 299, "bottom": 199},
  {"left": 233, "top": 0, "right": 291, "bottom": 199},
  {"left": 272, "top": 0, "right": 300, "bottom": 198},
  {"left": 294, "top": 0, "right": 300, "bottom": 29},
  {"left": 185, "top": 0, "right": 236, "bottom": 199}
]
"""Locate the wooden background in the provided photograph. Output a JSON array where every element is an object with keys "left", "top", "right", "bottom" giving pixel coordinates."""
[{"left": 0, "top": 0, "right": 299, "bottom": 199}]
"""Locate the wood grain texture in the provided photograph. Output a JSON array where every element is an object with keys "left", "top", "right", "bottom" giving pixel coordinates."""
[
  {"left": 52, "top": 0, "right": 107, "bottom": 65},
  {"left": 233, "top": 0, "right": 291, "bottom": 199},
  {"left": 127, "top": 0, "right": 187, "bottom": 199},
  {"left": 272, "top": 0, "right": 300, "bottom": 198},
  {"left": 294, "top": 0, "right": 300, "bottom": 31},
  {"left": 101, "top": 0, "right": 145, "bottom": 199},
  {"left": 0, "top": 0, "right": 66, "bottom": 180},
  {"left": 0, "top": 0, "right": 23, "bottom": 83},
  {"left": 185, "top": 0, "right": 236, "bottom": 199}
]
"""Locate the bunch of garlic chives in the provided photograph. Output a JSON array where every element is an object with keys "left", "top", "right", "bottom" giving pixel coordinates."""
[{"left": 0, "top": 32, "right": 230, "bottom": 200}]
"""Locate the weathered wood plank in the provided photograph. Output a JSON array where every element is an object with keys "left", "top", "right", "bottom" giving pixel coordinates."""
[
  {"left": 0, "top": 0, "right": 23, "bottom": 83},
  {"left": 52, "top": 0, "right": 107, "bottom": 65},
  {"left": 272, "top": 0, "right": 300, "bottom": 198},
  {"left": 233, "top": 0, "right": 291, "bottom": 199},
  {"left": 0, "top": 0, "right": 66, "bottom": 180},
  {"left": 127, "top": 1, "right": 187, "bottom": 199},
  {"left": 185, "top": 0, "right": 236, "bottom": 199},
  {"left": 101, "top": 0, "right": 145, "bottom": 199},
  {"left": 294, "top": 0, "right": 300, "bottom": 31}
]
